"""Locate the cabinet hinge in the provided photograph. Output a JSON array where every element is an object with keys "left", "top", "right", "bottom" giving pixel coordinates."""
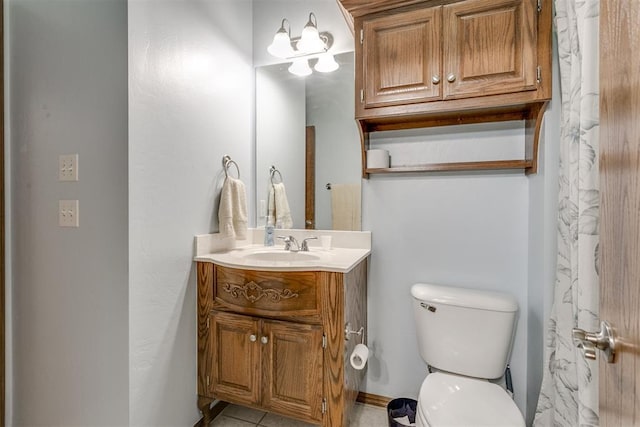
[
  {"left": 321, "top": 398, "right": 327, "bottom": 414},
  {"left": 360, "top": 29, "right": 364, "bottom": 45},
  {"left": 536, "top": 66, "right": 542, "bottom": 84},
  {"left": 537, "top": 0, "right": 542, "bottom": 13},
  {"left": 322, "top": 334, "right": 327, "bottom": 349}
]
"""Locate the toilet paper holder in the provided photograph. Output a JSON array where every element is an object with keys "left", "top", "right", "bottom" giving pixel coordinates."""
[{"left": 345, "top": 323, "right": 365, "bottom": 343}]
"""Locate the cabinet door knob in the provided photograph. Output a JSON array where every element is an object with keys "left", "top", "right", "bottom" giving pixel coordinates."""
[
  {"left": 249, "top": 334, "right": 257, "bottom": 342},
  {"left": 432, "top": 75, "right": 440, "bottom": 85},
  {"left": 447, "top": 73, "right": 456, "bottom": 83},
  {"left": 261, "top": 336, "right": 269, "bottom": 345}
]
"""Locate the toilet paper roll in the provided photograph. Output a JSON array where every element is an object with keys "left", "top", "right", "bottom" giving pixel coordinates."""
[
  {"left": 366, "top": 149, "right": 390, "bottom": 169},
  {"left": 350, "top": 343, "right": 369, "bottom": 370}
]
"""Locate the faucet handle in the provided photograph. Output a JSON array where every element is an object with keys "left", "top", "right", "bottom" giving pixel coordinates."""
[
  {"left": 300, "top": 237, "right": 318, "bottom": 252},
  {"left": 277, "top": 235, "right": 292, "bottom": 250}
]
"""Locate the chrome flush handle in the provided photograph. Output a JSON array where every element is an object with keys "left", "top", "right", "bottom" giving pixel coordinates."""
[{"left": 420, "top": 302, "right": 436, "bottom": 313}]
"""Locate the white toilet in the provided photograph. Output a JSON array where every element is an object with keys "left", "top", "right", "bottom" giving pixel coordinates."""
[{"left": 411, "top": 283, "right": 525, "bottom": 427}]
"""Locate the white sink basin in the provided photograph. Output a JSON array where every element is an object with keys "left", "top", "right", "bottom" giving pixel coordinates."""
[{"left": 234, "top": 249, "right": 321, "bottom": 263}]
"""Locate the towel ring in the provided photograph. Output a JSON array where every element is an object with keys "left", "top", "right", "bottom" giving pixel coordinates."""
[
  {"left": 270, "top": 166, "right": 283, "bottom": 184},
  {"left": 223, "top": 155, "right": 240, "bottom": 179}
]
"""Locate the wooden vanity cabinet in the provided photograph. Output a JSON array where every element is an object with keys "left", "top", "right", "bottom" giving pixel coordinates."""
[
  {"left": 342, "top": 0, "right": 552, "bottom": 174},
  {"left": 197, "top": 261, "right": 368, "bottom": 427},
  {"left": 208, "top": 311, "right": 324, "bottom": 421}
]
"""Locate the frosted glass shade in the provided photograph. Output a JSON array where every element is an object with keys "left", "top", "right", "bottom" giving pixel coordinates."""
[
  {"left": 288, "top": 59, "right": 312, "bottom": 76},
  {"left": 267, "top": 31, "right": 295, "bottom": 58},
  {"left": 296, "top": 25, "right": 326, "bottom": 53},
  {"left": 314, "top": 54, "right": 339, "bottom": 73}
]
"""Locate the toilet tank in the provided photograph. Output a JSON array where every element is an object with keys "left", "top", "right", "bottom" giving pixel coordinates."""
[{"left": 411, "top": 283, "right": 518, "bottom": 379}]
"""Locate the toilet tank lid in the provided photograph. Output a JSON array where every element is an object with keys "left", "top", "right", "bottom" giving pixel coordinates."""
[{"left": 411, "top": 283, "right": 518, "bottom": 312}]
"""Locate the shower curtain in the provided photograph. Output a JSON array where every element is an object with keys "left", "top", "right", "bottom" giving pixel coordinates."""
[{"left": 534, "top": 1, "right": 600, "bottom": 426}]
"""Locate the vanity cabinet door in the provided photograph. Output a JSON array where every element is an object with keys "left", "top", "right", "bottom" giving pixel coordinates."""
[
  {"left": 261, "top": 320, "right": 324, "bottom": 423},
  {"left": 361, "top": 6, "right": 442, "bottom": 110},
  {"left": 442, "top": 0, "right": 537, "bottom": 99},
  {"left": 210, "top": 311, "right": 261, "bottom": 406}
]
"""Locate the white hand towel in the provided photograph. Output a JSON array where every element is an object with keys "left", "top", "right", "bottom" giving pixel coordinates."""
[
  {"left": 267, "top": 182, "right": 293, "bottom": 229},
  {"left": 218, "top": 176, "right": 248, "bottom": 240}
]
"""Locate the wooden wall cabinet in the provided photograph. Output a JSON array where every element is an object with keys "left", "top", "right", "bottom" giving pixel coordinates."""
[
  {"left": 196, "top": 261, "right": 367, "bottom": 427},
  {"left": 340, "top": 0, "right": 552, "bottom": 175}
]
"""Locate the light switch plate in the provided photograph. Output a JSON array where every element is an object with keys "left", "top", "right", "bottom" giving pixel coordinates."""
[
  {"left": 59, "top": 200, "right": 79, "bottom": 227},
  {"left": 59, "top": 154, "right": 79, "bottom": 181}
]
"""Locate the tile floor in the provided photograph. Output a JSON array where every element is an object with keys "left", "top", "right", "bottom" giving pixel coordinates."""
[{"left": 210, "top": 402, "right": 389, "bottom": 427}]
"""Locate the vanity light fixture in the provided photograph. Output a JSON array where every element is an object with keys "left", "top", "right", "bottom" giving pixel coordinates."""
[{"left": 267, "top": 12, "right": 339, "bottom": 76}]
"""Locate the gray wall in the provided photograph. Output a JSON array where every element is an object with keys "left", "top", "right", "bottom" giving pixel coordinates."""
[
  {"left": 8, "top": 0, "right": 129, "bottom": 425},
  {"left": 362, "top": 168, "right": 531, "bottom": 411},
  {"left": 128, "top": 0, "right": 254, "bottom": 425}
]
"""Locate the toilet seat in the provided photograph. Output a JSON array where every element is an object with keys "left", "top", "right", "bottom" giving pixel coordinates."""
[{"left": 417, "top": 372, "right": 525, "bottom": 427}]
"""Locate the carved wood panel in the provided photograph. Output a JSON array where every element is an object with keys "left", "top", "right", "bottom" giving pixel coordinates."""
[
  {"left": 443, "top": 0, "right": 536, "bottom": 99},
  {"left": 363, "top": 6, "right": 442, "bottom": 108},
  {"left": 262, "top": 320, "right": 324, "bottom": 422},
  {"left": 214, "top": 266, "right": 320, "bottom": 318}
]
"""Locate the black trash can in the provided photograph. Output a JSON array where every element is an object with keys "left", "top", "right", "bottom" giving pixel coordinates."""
[{"left": 387, "top": 398, "right": 417, "bottom": 427}]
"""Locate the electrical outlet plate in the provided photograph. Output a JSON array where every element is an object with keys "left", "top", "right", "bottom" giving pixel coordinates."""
[
  {"left": 59, "top": 200, "right": 79, "bottom": 227},
  {"left": 59, "top": 154, "right": 79, "bottom": 181}
]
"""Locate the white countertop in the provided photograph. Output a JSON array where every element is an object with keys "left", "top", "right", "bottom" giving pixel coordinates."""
[{"left": 194, "top": 229, "right": 371, "bottom": 273}]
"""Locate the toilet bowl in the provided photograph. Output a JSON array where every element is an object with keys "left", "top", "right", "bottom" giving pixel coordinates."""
[
  {"left": 416, "top": 372, "right": 524, "bottom": 426},
  {"left": 411, "top": 283, "right": 524, "bottom": 427}
]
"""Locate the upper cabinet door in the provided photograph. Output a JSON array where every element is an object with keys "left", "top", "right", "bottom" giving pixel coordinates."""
[
  {"left": 362, "top": 7, "right": 442, "bottom": 109},
  {"left": 443, "top": 0, "right": 537, "bottom": 99}
]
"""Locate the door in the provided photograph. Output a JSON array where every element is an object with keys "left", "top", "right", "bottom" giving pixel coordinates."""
[
  {"left": 443, "top": 0, "right": 537, "bottom": 100},
  {"left": 361, "top": 6, "right": 442, "bottom": 109},
  {"left": 599, "top": 0, "right": 640, "bottom": 424},
  {"left": 305, "top": 126, "right": 315, "bottom": 230},
  {"left": 210, "top": 311, "right": 261, "bottom": 406},
  {"left": 262, "top": 319, "right": 324, "bottom": 423}
]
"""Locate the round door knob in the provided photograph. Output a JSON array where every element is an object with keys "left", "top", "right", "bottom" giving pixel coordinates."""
[
  {"left": 447, "top": 73, "right": 456, "bottom": 83},
  {"left": 261, "top": 336, "right": 269, "bottom": 345},
  {"left": 249, "top": 334, "right": 257, "bottom": 342},
  {"left": 432, "top": 75, "right": 440, "bottom": 85}
]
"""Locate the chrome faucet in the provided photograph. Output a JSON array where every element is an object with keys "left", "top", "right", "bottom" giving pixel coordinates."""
[
  {"left": 278, "top": 235, "right": 300, "bottom": 252},
  {"left": 278, "top": 236, "right": 318, "bottom": 252}
]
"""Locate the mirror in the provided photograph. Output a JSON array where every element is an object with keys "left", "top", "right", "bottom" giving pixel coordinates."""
[{"left": 256, "top": 52, "right": 361, "bottom": 230}]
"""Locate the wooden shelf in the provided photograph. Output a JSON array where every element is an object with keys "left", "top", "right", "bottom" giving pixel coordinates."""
[
  {"left": 365, "top": 159, "right": 533, "bottom": 174},
  {"left": 359, "top": 101, "right": 548, "bottom": 177}
]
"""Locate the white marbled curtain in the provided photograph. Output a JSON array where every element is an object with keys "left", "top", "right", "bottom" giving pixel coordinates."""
[{"left": 534, "top": 1, "right": 600, "bottom": 426}]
